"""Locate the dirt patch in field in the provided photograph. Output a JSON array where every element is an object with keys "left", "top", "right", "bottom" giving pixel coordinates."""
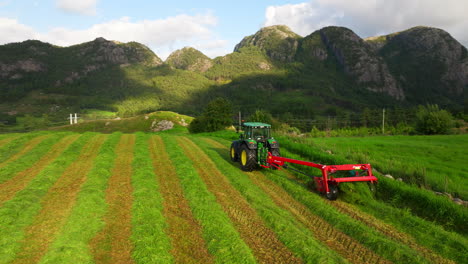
[
  {"left": 12, "top": 134, "right": 106, "bottom": 264},
  {"left": 178, "top": 137, "right": 301, "bottom": 264},
  {"left": 204, "top": 138, "right": 390, "bottom": 264},
  {"left": 0, "top": 134, "right": 81, "bottom": 207},
  {"left": 149, "top": 136, "right": 214, "bottom": 263},
  {"left": 0, "top": 134, "right": 50, "bottom": 169},
  {"left": 90, "top": 134, "right": 135, "bottom": 264}
]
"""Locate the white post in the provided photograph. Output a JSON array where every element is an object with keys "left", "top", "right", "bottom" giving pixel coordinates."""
[
  {"left": 70, "top": 114, "right": 73, "bottom": 125},
  {"left": 382, "top": 108, "right": 385, "bottom": 134},
  {"left": 74, "top": 113, "right": 78, "bottom": 124}
]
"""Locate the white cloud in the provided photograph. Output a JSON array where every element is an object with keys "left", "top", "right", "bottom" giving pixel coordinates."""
[
  {"left": 0, "top": 18, "right": 37, "bottom": 43},
  {"left": 264, "top": 0, "right": 468, "bottom": 47},
  {"left": 0, "top": 13, "right": 228, "bottom": 59},
  {"left": 56, "top": 0, "right": 98, "bottom": 16}
]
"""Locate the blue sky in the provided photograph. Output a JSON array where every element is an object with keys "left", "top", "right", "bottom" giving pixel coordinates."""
[{"left": 1, "top": 0, "right": 467, "bottom": 59}]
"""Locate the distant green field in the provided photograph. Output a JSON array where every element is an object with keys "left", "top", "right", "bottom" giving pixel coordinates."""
[{"left": 283, "top": 135, "right": 468, "bottom": 200}]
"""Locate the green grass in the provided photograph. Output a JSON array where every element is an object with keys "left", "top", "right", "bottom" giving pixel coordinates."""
[
  {"left": 276, "top": 135, "right": 468, "bottom": 235},
  {"left": 130, "top": 133, "right": 173, "bottom": 263},
  {"left": 0, "top": 132, "right": 47, "bottom": 163},
  {"left": 191, "top": 136, "right": 346, "bottom": 263},
  {"left": 304, "top": 135, "right": 468, "bottom": 199},
  {"left": 0, "top": 133, "right": 94, "bottom": 264},
  {"left": 162, "top": 135, "right": 257, "bottom": 263},
  {"left": 39, "top": 133, "right": 121, "bottom": 263},
  {"left": 52, "top": 111, "right": 192, "bottom": 134},
  {"left": 0, "top": 132, "right": 69, "bottom": 184},
  {"left": 208, "top": 137, "right": 432, "bottom": 264}
]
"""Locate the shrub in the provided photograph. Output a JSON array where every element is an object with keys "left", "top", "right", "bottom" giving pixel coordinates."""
[
  {"left": 415, "top": 104, "right": 453, "bottom": 135},
  {"left": 189, "top": 98, "right": 233, "bottom": 133}
]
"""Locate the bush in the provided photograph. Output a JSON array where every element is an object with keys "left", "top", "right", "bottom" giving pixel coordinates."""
[
  {"left": 189, "top": 98, "right": 233, "bottom": 133},
  {"left": 415, "top": 104, "right": 453, "bottom": 135}
]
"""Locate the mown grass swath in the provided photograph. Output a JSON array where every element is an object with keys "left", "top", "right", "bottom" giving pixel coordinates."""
[
  {"left": 0, "top": 132, "right": 47, "bottom": 164},
  {"left": 0, "top": 133, "right": 95, "bottom": 264},
  {"left": 162, "top": 135, "right": 256, "bottom": 263},
  {"left": 276, "top": 135, "right": 468, "bottom": 235},
  {"left": 208, "top": 137, "right": 435, "bottom": 264},
  {"left": 191, "top": 137, "right": 347, "bottom": 263},
  {"left": 263, "top": 145, "right": 466, "bottom": 263},
  {"left": 39, "top": 133, "right": 121, "bottom": 264},
  {"left": 130, "top": 132, "right": 173, "bottom": 263},
  {"left": 178, "top": 137, "right": 303, "bottom": 264},
  {"left": 0, "top": 132, "right": 70, "bottom": 184}
]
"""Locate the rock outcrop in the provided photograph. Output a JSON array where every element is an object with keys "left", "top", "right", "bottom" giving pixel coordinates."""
[
  {"left": 234, "top": 25, "right": 301, "bottom": 62},
  {"left": 319, "top": 26, "right": 404, "bottom": 100}
]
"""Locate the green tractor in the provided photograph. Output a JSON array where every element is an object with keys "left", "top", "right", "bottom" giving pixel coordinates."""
[{"left": 230, "top": 122, "right": 280, "bottom": 171}]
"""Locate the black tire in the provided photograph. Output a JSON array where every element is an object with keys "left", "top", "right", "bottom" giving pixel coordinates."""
[
  {"left": 240, "top": 144, "right": 257, "bottom": 171},
  {"left": 230, "top": 144, "right": 238, "bottom": 162},
  {"left": 326, "top": 184, "right": 339, "bottom": 200}
]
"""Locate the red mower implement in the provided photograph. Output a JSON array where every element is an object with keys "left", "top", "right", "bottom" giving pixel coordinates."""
[{"left": 230, "top": 122, "right": 377, "bottom": 200}]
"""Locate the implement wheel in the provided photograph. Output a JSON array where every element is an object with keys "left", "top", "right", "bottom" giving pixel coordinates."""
[
  {"left": 240, "top": 145, "right": 257, "bottom": 171},
  {"left": 230, "top": 144, "right": 238, "bottom": 162},
  {"left": 326, "top": 184, "right": 339, "bottom": 200}
]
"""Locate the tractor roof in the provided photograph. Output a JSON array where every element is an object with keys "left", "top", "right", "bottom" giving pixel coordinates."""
[{"left": 242, "top": 122, "right": 271, "bottom": 128}]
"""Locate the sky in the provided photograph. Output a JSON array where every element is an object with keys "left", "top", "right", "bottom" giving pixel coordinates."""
[{"left": 0, "top": 0, "right": 467, "bottom": 60}]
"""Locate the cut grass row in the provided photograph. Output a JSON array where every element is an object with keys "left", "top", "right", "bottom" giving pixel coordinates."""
[
  {"left": 0, "top": 132, "right": 71, "bottom": 184},
  {"left": 12, "top": 134, "right": 107, "bottom": 264},
  {"left": 39, "top": 132, "right": 121, "bottom": 264},
  {"left": 90, "top": 134, "right": 135, "bottom": 264},
  {"left": 162, "top": 135, "right": 257, "bottom": 263},
  {"left": 149, "top": 135, "right": 214, "bottom": 264},
  {"left": 129, "top": 133, "right": 173, "bottom": 264},
  {"left": 0, "top": 133, "right": 50, "bottom": 168},
  {"left": 0, "top": 133, "right": 96, "bottom": 264},
  {"left": 190, "top": 137, "right": 348, "bottom": 263},
  {"left": 0, "top": 133, "right": 81, "bottom": 207},
  {"left": 206, "top": 136, "right": 452, "bottom": 264},
  {"left": 177, "top": 137, "right": 302, "bottom": 264}
]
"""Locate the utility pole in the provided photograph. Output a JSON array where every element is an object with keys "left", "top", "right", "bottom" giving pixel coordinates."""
[{"left": 382, "top": 108, "right": 385, "bottom": 134}]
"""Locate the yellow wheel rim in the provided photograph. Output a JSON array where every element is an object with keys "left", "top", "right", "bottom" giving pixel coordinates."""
[
  {"left": 231, "top": 147, "right": 235, "bottom": 158},
  {"left": 241, "top": 150, "right": 247, "bottom": 165}
]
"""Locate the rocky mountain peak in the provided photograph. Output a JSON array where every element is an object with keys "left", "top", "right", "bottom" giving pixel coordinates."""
[
  {"left": 166, "top": 47, "right": 213, "bottom": 73},
  {"left": 319, "top": 26, "right": 404, "bottom": 100},
  {"left": 234, "top": 25, "right": 301, "bottom": 62}
]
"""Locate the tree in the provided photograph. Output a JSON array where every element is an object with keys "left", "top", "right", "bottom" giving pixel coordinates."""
[
  {"left": 247, "top": 109, "right": 273, "bottom": 124},
  {"left": 415, "top": 104, "right": 453, "bottom": 135},
  {"left": 189, "top": 98, "right": 233, "bottom": 133}
]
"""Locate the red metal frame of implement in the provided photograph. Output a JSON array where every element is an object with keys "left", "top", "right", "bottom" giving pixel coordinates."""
[{"left": 265, "top": 153, "right": 378, "bottom": 195}]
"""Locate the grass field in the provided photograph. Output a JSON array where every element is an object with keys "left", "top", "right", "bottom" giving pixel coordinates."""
[
  {"left": 0, "top": 131, "right": 466, "bottom": 263},
  {"left": 279, "top": 135, "right": 468, "bottom": 199}
]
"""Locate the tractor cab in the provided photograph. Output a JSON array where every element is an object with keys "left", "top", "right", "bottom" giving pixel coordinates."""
[{"left": 241, "top": 122, "right": 271, "bottom": 142}]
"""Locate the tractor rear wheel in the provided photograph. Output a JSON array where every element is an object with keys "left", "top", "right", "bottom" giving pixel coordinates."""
[
  {"left": 240, "top": 145, "right": 257, "bottom": 171},
  {"left": 230, "top": 144, "right": 238, "bottom": 162},
  {"left": 326, "top": 184, "right": 339, "bottom": 200}
]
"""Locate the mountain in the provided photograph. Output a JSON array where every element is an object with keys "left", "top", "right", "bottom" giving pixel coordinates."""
[
  {"left": 166, "top": 47, "right": 213, "bottom": 73},
  {"left": 0, "top": 25, "right": 466, "bottom": 123}
]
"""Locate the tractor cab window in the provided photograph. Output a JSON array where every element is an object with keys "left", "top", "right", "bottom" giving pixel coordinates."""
[{"left": 252, "top": 128, "right": 270, "bottom": 140}]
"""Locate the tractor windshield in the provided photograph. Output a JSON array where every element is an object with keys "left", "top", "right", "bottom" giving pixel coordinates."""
[{"left": 252, "top": 128, "right": 270, "bottom": 139}]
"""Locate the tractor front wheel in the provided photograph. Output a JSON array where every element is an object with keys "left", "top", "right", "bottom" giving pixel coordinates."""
[
  {"left": 230, "top": 144, "right": 238, "bottom": 162},
  {"left": 240, "top": 145, "right": 257, "bottom": 171}
]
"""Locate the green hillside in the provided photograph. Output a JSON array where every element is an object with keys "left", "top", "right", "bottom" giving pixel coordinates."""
[{"left": 0, "top": 25, "right": 466, "bottom": 125}]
